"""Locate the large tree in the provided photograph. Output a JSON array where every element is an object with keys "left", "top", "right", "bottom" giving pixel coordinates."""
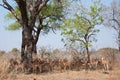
[
  {"left": 61, "top": 0, "right": 103, "bottom": 62},
  {"left": 102, "top": 1, "right": 120, "bottom": 51},
  {"left": 0, "top": 0, "right": 66, "bottom": 62}
]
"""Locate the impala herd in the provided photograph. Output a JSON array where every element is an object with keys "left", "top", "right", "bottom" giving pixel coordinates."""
[{"left": 8, "top": 56, "right": 110, "bottom": 74}]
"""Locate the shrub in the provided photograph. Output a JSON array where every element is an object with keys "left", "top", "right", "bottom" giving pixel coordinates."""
[{"left": 0, "top": 50, "right": 5, "bottom": 57}]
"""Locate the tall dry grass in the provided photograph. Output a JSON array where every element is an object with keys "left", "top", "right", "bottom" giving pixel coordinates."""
[
  {"left": 0, "top": 58, "right": 10, "bottom": 80},
  {"left": 0, "top": 48, "right": 120, "bottom": 80},
  {"left": 0, "top": 50, "right": 20, "bottom": 80}
]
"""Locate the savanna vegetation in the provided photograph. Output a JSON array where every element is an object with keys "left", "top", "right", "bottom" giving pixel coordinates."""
[{"left": 0, "top": 0, "right": 120, "bottom": 80}]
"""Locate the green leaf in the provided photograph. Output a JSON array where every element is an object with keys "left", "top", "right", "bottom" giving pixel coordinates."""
[
  {"left": 5, "top": 21, "right": 20, "bottom": 30},
  {"left": 5, "top": 7, "right": 20, "bottom": 20},
  {"left": 61, "top": 0, "right": 102, "bottom": 49}
]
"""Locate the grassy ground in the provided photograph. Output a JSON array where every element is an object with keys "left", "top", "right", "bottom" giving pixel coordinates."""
[
  {"left": 0, "top": 59, "right": 120, "bottom": 80},
  {"left": 1, "top": 70, "right": 120, "bottom": 80},
  {"left": 0, "top": 48, "right": 120, "bottom": 80}
]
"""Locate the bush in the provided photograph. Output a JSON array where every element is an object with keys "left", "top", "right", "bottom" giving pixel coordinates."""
[
  {"left": 0, "top": 50, "right": 5, "bottom": 56},
  {"left": 11, "top": 48, "right": 19, "bottom": 52}
]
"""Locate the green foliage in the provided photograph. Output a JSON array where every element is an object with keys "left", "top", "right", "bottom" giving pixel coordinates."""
[
  {"left": 4, "top": 0, "right": 66, "bottom": 32},
  {"left": 61, "top": 0, "right": 103, "bottom": 49},
  {"left": 5, "top": 7, "right": 20, "bottom": 20},
  {"left": 40, "top": 1, "right": 65, "bottom": 34},
  {"left": 4, "top": 7, "right": 21, "bottom": 30},
  {"left": 5, "top": 21, "right": 20, "bottom": 30},
  {"left": 11, "top": 48, "right": 19, "bottom": 52},
  {"left": 5, "top": 12, "right": 15, "bottom": 20},
  {"left": 53, "top": 48, "right": 60, "bottom": 54}
]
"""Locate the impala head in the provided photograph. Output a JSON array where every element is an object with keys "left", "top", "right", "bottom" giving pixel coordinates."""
[{"left": 101, "top": 57, "right": 105, "bottom": 60}]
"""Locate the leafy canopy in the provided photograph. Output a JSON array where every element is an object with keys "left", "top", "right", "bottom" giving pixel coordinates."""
[
  {"left": 61, "top": 0, "right": 103, "bottom": 49},
  {"left": 4, "top": 0, "right": 68, "bottom": 33}
]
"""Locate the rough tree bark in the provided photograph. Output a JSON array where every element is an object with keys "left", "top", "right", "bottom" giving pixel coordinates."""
[{"left": 0, "top": 0, "right": 49, "bottom": 62}]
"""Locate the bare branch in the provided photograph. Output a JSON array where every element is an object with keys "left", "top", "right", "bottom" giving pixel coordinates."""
[
  {"left": 51, "top": 27, "right": 56, "bottom": 34},
  {"left": 88, "top": 33, "right": 95, "bottom": 40},
  {"left": 112, "top": 19, "right": 120, "bottom": 28},
  {"left": 48, "top": 26, "right": 56, "bottom": 34},
  {"left": 0, "top": 3, "right": 9, "bottom": 10},
  {"left": 75, "top": 38, "right": 86, "bottom": 45},
  {"left": 1, "top": 0, "right": 21, "bottom": 25},
  {"left": 38, "top": 0, "right": 49, "bottom": 13},
  {"left": 80, "top": 16, "right": 92, "bottom": 25},
  {"left": 2, "top": 0, "right": 14, "bottom": 11},
  {"left": 92, "top": 13, "right": 99, "bottom": 20}
]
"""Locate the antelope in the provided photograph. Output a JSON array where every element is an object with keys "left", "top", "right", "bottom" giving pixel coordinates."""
[
  {"left": 8, "top": 58, "right": 19, "bottom": 73},
  {"left": 58, "top": 59, "right": 71, "bottom": 72},
  {"left": 90, "top": 58, "right": 99, "bottom": 70},
  {"left": 101, "top": 57, "right": 109, "bottom": 71}
]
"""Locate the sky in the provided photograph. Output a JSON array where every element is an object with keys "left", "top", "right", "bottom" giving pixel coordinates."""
[{"left": 0, "top": 0, "right": 119, "bottom": 52}]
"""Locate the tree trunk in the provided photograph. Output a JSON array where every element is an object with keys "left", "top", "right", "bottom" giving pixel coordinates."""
[
  {"left": 21, "top": 25, "right": 42, "bottom": 61},
  {"left": 84, "top": 35, "right": 91, "bottom": 70},
  {"left": 20, "top": 22, "right": 42, "bottom": 73},
  {"left": 84, "top": 33, "right": 90, "bottom": 63},
  {"left": 33, "top": 44, "right": 37, "bottom": 53},
  {"left": 85, "top": 44, "right": 91, "bottom": 70},
  {"left": 86, "top": 46, "right": 90, "bottom": 63},
  {"left": 21, "top": 26, "right": 33, "bottom": 62}
]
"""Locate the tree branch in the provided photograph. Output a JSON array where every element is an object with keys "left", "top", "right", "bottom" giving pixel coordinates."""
[
  {"left": 2, "top": 0, "right": 14, "bottom": 11},
  {"left": 88, "top": 33, "right": 95, "bottom": 40},
  {"left": 112, "top": 18, "right": 120, "bottom": 28},
  {"left": 0, "top": 0, "right": 21, "bottom": 24},
  {"left": 28, "top": 0, "right": 34, "bottom": 14},
  {"left": 75, "top": 38, "right": 86, "bottom": 45},
  {"left": 15, "top": 0, "right": 28, "bottom": 26},
  {"left": 0, "top": 3, "right": 9, "bottom": 10},
  {"left": 38, "top": 0, "right": 49, "bottom": 13},
  {"left": 33, "top": 16, "right": 43, "bottom": 43},
  {"left": 81, "top": 16, "right": 92, "bottom": 25}
]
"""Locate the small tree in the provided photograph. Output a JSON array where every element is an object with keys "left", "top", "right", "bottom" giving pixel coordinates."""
[{"left": 61, "top": 0, "right": 103, "bottom": 62}]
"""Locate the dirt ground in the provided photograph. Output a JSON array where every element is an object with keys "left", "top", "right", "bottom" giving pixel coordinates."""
[
  {"left": 0, "top": 48, "right": 120, "bottom": 80},
  {"left": 0, "top": 59, "right": 120, "bottom": 80},
  {"left": 0, "top": 69, "right": 120, "bottom": 80}
]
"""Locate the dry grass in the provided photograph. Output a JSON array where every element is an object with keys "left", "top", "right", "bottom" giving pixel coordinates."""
[
  {"left": 0, "top": 59, "right": 120, "bottom": 80},
  {"left": 0, "top": 48, "right": 120, "bottom": 80},
  {"left": 1, "top": 70, "right": 120, "bottom": 80}
]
